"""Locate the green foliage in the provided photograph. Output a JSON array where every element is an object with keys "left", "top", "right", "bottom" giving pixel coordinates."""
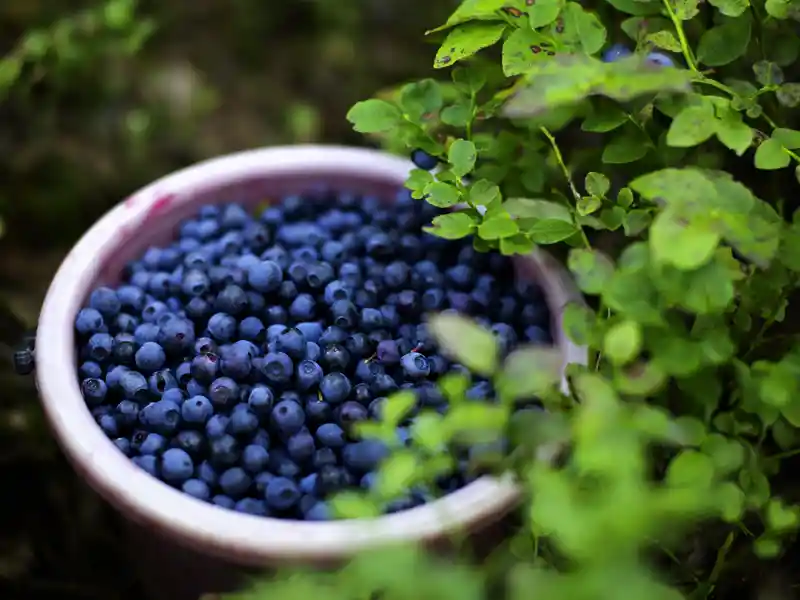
[{"left": 240, "top": 0, "right": 800, "bottom": 599}]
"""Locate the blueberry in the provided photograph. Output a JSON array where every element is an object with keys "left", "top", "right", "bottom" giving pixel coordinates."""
[
  {"left": 207, "top": 313, "right": 237, "bottom": 342},
  {"left": 220, "top": 346, "right": 252, "bottom": 381},
  {"left": 241, "top": 444, "right": 270, "bottom": 473},
  {"left": 275, "top": 327, "right": 306, "bottom": 360},
  {"left": 247, "top": 385, "right": 274, "bottom": 417},
  {"left": 265, "top": 477, "right": 300, "bottom": 510},
  {"left": 89, "top": 286, "right": 121, "bottom": 318},
  {"left": 321, "top": 344, "right": 350, "bottom": 372},
  {"left": 319, "top": 325, "right": 348, "bottom": 347},
  {"left": 287, "top": 429, "right": 316, "bottom": 462},
  {"left": 158, "top": 318, "right": 195, "bottom": 355},
  {"left": 411, "top": 149, "right": 438, "bottom": 170},
  {"left": 337, "top": 401, "right": 369, "bottom": 429},
  {"left": 376, "top": 340, "right": 400, "bottom": 365},
  {"left": 219, "top": 467, "right": 252, "bottom": 498},
  {"left": 117, "top": 285, "right": 146, "bottom": 312},
  {"left": 81, "top": 377, "right": 108, "bottom": 406},
  {"left": 190, "top": 353, "right": 219, "bottom": 384},
  {"left": 330, "top": 300, "right": 358, "bottom": 329},
  {"left": 305, "top": 502, "right": 331, "bottom": 521},
  {"left": 196, "top": 460, "right": 219, "bottom": 487},
  {"left": 209, "top": 434, "right": 240, "bottom": 468},
  {"left": 113, "top": 437, "right": 131, "bottom": 455},
  {"left": 370, "top": 373, "right": 399, "bottom": 396},
  {"left": 315, "top": 465, "right": 351, "bottom": 495},
  {"left": 79, "top": 361, "right": 103, "bottom": 379},
  {"left": 115, "top": 400, "right": 140, "bottom": 428},
  {"left": 343, "top": 440, "right": 389, "bottom": 473},
  {"left": 134, "top": 342, "right": 166, "bottom": 372},
  {"left": 316, "top": 423, "right": 346, "bottom": 448},
  {"left": 235, "top": 498, "right": 268, "bottom": 515},
  {"left": 304, "top": 397, "right": 333, "bottom": 425},
  {"left": 239, "top": 316, "right": 266, "bottom": 342},
  {"left": 228, "top": 404, "right": 259, "bottom": 437},
  {"left": 181, "top": 395, "right": 214, "bottom": 426},
  {"left": 247, "top": 260, "right": 283, "bottom": 293},
  {"left": 132, "top": 455, "right": 159, "bottom": 477},
  {"left": 209, "top": 377, "right": 239, "bottom": 410},
  {"left": 271, "top": 400, "right": 305, "bottom": 437},
  {"left": 139, "top": 433, "right": 168, "bottom": 455},
  {"left": 120, "top": 370, "right": 149, "bottom": 401},
  {"left": 141, "top": 400, "right": 181, "bottom": 435},
  {"left": 525, "top": 325, "right": 552, "bottom": 344},
  {"left": 646, "top": 51, "right": 675, "bottom": 67},
  {"left": 182, "top": 479, "right": 211, "bottom": 501},
  {"left": 300, "top": 473, "right": 318, "bottom": 495},
  {"left": 359, "top": 308, "right": 384, "bottom": 331},
  {"left": 296, "top": 360, "right": 324, "bottom": 391},
  {"left": 212, "top": 495, "right": 236, "bottom": 509},
  {"left": 312, "top": 447, "right": 337, "bottom": 470},
  {"left": 320, "top": 372, "right": 352, "bottom": 404},
  {"left": 160, "top": 448, "right": 194, "bottom": 484},
  {"left": 214, "top": 285, "right": 249, "bottom": 316},
  {"left": 345, "top": 333, "right": 371, "bottom": 358},
  {"left": 86, "top": 333, "right": 114, "bottom": 362},
  {"left": 305, "top": 342, "right": 322, "bottom": 361},
  {"left": 401, "top": 352, "right": 431, "bottom": 379},
  {"left": 353, "top": 383, "right": 373, "bottom": 405}
]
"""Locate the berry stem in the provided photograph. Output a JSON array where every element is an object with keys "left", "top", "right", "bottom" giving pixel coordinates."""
[{"left": 539, "top": 126, "right": 591, "bottom": 250}]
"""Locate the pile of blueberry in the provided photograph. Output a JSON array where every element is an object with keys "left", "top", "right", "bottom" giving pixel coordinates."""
[{"left": 71, "top": 153, "right": 553, "bottom": 521}]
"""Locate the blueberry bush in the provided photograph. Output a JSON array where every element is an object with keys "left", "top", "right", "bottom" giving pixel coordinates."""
[{"left": 225, "top": 0, "right": 800, "bottom": 598}]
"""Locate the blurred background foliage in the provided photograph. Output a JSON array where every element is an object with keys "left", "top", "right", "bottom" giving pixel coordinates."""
[{"left": 0, "top": 1, "right": 453, "bottom": 597}]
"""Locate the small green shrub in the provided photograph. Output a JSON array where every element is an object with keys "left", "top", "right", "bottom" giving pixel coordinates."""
[{"left": 236, "top": 0, "right": 800, "bottom": 597}]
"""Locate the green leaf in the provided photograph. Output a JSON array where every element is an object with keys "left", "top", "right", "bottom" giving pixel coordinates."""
[
  {"left": 606, "top": 0, "right": 663, "bottom": 14},
  {"left": 427, "top": 0, "right": 507, "bottom": 34},
  {"left": 714, "top": 105, "right": 753, "bottom": 155},
  {"left": 425, "top": 212, "right": 478, "bottom": 239},
  {"left": 667, "top": 450, "right": 715, "bottom": 487},
  {"left": 442, "top": 102, "right": 473, "bottom": 127},
  {"left": 673, "top": 0, "right": 700, "bottom": 19},
  {"left": 381, "top": 391, "right": 417, "bottom": 427},
  {"left": 776, "top": 83, "right": 800, "bottom": 108},
  {"left": 502, "top": 28, "right": 552, "bottom": 77},
  {"left": 428, "top": 313, "right": 499, "bottom": 376},
  {"left": 529, "top": 0, "right": 564, "bottom": 27},
  {"left": 666, "top": 100, "right": 717, "bottom": 147},
  {"left": 646, "top": 31, "right": 682, "bottom": 52},
  {"left": 452, "top": 65, "right": 487, "bottom": 94},
  {"left": 400, "top": 79, "right": 444, "bottom": 122},
  {"left": 708, "top": 0, "right": 750, "bottom": 16},
  {"left": 773, "top": 127, "right": 800, "bottom": 149},
  {"left": 696, "top": 15, "right": 752, "bottom": 67},
  {"left": 577, "top": 195, "right": 602, "bottom": 216},
  {"left": 603, "top": 320, "right": 642, "bottom": 365},
  {"left": 623, "top": 209, "right": 652, "bottom": 235},
  {"left": 500, "top": 235, "right": 535, "bottom": 255},
  {"left": 478, "top": 213, "right": 520, "bottom": 239},
  {"left": 434, "top": 23, "right": 508, "bottom": 69},
  {"left": 469, "top": 179, "right": 502, "bottom": 206},
  {"left": 755, "top": 138, "right": 791, "bottom": 170},
  {"left": 560, "top": 3, "right": 607, "bottom": 55},
  {"left": 766, "top": 499, "right": 799, "bottom": 531},
  {"left": 424, "top": 181, "right": 462, "bottom": 207},
  {"left": 701, "top": 434, "right": 744, "bottom": 475},
  {"left": 410, "top": 412, "right": 447, "bottom": 452},
  {"left": 527, "top": 219, "right": 579, "bottom": 243},
  {"left": 602, "top": 128, "right": 650, "bottom": 163},
  {"left": 582, "top": 103, "right": 628, "bottom": 132},
  {"left": 568, "top": 248, "right": 614, "bottom": 294},
  {"left": 650, "top": 210, "right": 721, "bottom": 269},
  {"left": 753, "top": 60, "right": 784, "bottom": 86},
  {"left": 498, "top": 345, "right": 563, "bottom": 400},
  {"left": 630, "top": 168, "right": 718, "bottom": 209},
  {"left": 405, "top": 168, "right": 435, "bottom": 195},
  {"left": 585, "top": 172, "right": 610, "bottom": 197},
  {"left": 376, "top": 451, "right": 420, "bottom": 499},
  {"left": 346, "top": 100, "right": 403, "bottom": 133},
  {"left": 448, "top": 139, "right": 477, "bottom": 177},
  {"left": 503, "top": 198, "right": 572, "bottom": 221},
  {"left": 331, "top": 491, "right": 380, "bottom": 519},
  {"left": 617, "top": 187, "right": 634, "bottom": 207},
  {"left": 503, "top": 55, "right": 692, "bottom": 119}
]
